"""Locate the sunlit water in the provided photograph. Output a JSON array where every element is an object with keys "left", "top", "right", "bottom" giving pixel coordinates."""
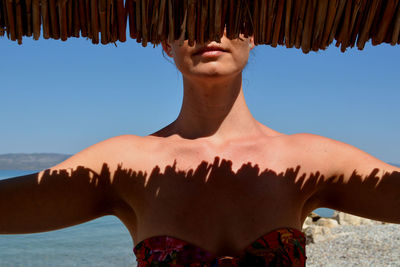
[{"left": 0, "top": 170, "right": 333, "bottom": 266}]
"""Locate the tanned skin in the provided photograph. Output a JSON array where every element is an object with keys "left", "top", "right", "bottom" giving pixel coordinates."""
[{"left": 0, "top": 31, "right": 399, "bottom": 256}]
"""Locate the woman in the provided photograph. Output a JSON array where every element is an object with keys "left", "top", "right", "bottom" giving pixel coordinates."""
[{"left": 0, "top": 30, "right": 399, "bottom": 266}]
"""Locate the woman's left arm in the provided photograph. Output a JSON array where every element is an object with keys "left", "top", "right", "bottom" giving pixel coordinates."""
[{"left": 314, "top": 137, "right": 400, "bottom": 223}]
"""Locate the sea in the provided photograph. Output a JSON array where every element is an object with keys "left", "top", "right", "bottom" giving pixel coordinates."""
[{"left": 0, "top": 170, "right": 333, "bottom": 266}]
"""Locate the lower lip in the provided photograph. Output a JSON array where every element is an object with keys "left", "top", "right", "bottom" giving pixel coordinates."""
[{"left": 195, "top": 50, "right": 225, "bottom": 57}]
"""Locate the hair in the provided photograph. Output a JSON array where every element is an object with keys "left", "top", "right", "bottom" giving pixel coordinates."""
[{"left": 161, "top": 49, "right": 176, "bottom": 66}]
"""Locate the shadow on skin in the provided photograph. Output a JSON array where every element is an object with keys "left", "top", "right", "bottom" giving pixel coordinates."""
[
  {"left": 108, "top": 157, "right": 399, "bottom": 245},
  {"left": 322, "top": 168, "right": 400, "bottom": 222},
  {"left": 1, "top": 159, "right": 399, "bottom": 237}
]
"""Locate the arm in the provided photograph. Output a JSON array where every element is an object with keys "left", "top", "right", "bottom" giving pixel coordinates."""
[
  {"left": 314, "top": 137, "right": 400, "bottom": 223},
  {"left": 0, "top": 138, "right": 120, "bottom": 234}
]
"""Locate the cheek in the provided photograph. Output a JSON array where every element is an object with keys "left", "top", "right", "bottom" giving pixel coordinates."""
[
  {"left": 230, "top": 41, "right": 251, "bottom": 61},
  {"left": 172, "top": 52, "right": 194, "bottom": 75},
  {"left": 171, "top": 46, "right": 192, "bottom": 68},
  {"left": 232, "top": 48, "right": 250, "bottom": 66}
]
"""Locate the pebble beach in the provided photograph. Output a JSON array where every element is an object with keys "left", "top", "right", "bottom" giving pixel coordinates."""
[{"left": 306, "top": 224, "right": 400, "bottom": 267}]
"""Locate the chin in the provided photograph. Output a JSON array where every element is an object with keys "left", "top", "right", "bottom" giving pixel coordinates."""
[
  {"left": 178, "top": 60, "right": 244, "bottom": 80},
  {"left": 193, "top": 64, "right": 238, "bottom": 77},
  {"left": 192, "top": 70, "right": 235, "bottom": 80}
]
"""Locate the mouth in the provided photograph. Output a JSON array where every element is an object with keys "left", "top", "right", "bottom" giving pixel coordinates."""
[{"left": 193, "top": 45, "right": 228, "bottom": 56}]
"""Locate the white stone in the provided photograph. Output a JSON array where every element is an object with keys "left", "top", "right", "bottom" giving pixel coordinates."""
[
  {"left": 332, "top": 211, "right": 385, "bottom": 226},
  {"left": 314, "top": 218, "right": 339, "bottom": 228},
  {"left": 304, "top": 225, "right": 333, "bottom": 244}
]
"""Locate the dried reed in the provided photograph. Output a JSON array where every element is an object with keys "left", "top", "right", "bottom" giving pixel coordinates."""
[{"left": 1, "top": 0, "right": 399, "bottom": 53}]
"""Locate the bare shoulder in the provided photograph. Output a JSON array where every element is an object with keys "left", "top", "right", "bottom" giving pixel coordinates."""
[
  {"left": 282, "top": 133, "right": 365, "bottom": 159},
  {"left": 283, "top": 132, "right": 340, "bottom": 146},
  {"left": 291, "top": 133, "right": 396, "bottom": 173},
  {"left": 47, "top": 134, "right": 156, "bottom": 175},
  {"left": 275, "top": 133, "right": 344, "bottom": 159},
  {"left": 289, "top": 134, "right": 400, "bottom": 223},
  {"left": 97, "top": 134, "right": 147, "bottom": 147},
  {"left": 280, "top": 133, "right": 400, "bottom": 222},
  {"left": 271, "top": 132, "right": 397, "bottom": 178}
]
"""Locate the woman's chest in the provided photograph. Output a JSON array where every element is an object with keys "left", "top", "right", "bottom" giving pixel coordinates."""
[{"left": 112, "top": 155, "right": 310, "bottom": 240}]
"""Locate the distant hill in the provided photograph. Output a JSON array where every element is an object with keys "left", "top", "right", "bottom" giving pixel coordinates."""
[{"left": 0, "top": 153, "right": 71, "bottom": 170}]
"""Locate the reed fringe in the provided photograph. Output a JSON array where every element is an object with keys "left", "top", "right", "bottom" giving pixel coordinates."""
[{"left": 0, "top": 0, "right": 399, "bottom": 53}]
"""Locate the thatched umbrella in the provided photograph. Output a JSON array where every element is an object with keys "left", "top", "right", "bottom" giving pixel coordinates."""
[{"left": 1, "top": 0, "right": 399, "bottom": 53}]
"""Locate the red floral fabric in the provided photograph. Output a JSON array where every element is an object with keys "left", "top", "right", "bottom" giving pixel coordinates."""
[{"left": 133, "top": 228, "right": 306, "bottom": 266}]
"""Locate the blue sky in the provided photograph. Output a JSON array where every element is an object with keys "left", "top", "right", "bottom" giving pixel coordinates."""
[{"left": 0, "top": 36, "right": 399, "bottom": 164}]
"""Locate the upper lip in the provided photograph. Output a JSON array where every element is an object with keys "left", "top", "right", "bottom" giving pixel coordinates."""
[{"left": 194, "top": 45, "right": 227, "bottom": 55}]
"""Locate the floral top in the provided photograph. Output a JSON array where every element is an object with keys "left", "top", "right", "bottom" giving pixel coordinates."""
[{"left": 133, "top": 228, "right": 306, "bottom": 266}]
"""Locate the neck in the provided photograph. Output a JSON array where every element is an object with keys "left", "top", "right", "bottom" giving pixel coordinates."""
[{"left": 168, "top": 73, "right": 262, "bottom": 143}]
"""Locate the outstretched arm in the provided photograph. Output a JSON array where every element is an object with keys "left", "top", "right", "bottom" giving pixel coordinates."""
[
  {"left": 314, "top": 137, "right": 400, "bottom": 223},
  {"left": 0, "top": 138, "right": 121, "bottom": 234}
]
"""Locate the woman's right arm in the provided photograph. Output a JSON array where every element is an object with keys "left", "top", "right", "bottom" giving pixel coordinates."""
[{"left": 0, "top": 138, "right": 122, "bottom": 234}]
